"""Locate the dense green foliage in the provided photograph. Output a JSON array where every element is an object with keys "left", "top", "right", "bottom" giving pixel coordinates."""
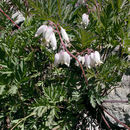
[{"left": 0, "top": 0, "right": 129, "bottom": 129}]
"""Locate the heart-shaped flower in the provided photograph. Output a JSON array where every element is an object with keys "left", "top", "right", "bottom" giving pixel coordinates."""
[{"left": 54, "top": 51, "right": 71, "bottom": 67}]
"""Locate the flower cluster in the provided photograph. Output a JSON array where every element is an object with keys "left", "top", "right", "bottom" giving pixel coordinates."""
[
  {"left": 35, "top": 20, "right": 103, "bottom": 68},
  {"left": 76, "top": 51, "right": 103, "bottom": 68},
  {"left": 85, "top": 51, "right": 103, "bottom": 68},
  {"left": 35, "top": 25, "right": 57, "bottom": 50},
  {"left": 55, "top": 50, "right": 102, "bottom": 68},
  {"left": 54, "top": 51, "right": 70, "bottom": 67},
  {"left": 35, "top": 24, "right": 71, "bottom": 66},
  {"left": 35, "top": 25, "right": 70, "bottom": 51}
]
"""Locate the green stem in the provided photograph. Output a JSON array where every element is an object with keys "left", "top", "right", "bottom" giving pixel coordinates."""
[{"left": 11, "top": 113, "right": 35, "bottom": 130}]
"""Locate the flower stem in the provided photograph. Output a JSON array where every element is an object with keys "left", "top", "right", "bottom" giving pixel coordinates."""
[
  {"left": 101, "top": 105, "right": 130, "bottom": 129},
  {"left": 101, "top": 113, "right": 112, "bottom": 129},
  {"left": 0, "top": 8, "right": 20, "bottom": 29},
  {"left": 11, "top": 113, "right": 35, "bottom": 130},
  {"left": 50, "top": 22, "right": 88, "bottom": 85}
]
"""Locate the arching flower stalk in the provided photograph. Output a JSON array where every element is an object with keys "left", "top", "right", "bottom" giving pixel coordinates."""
[{"left": 52, "top": 22, "right": 88, "bottom": 85}]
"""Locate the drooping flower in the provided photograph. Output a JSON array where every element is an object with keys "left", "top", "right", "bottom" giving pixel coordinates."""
[
  {"left": 61, "top": 51, "right": 70, "bottom": 67},
  {"left": 54, "top": 51, "right": 71, "bottom": 67},
  {"left": 12, "top": 11, "right": 25, "bottom": 25},
  {"left": 60, "top": 26, "right": 70, "bottom": 43},
  {"left": 75, "top": 55, "right": 85, "bottom": 66},
  {"left": 82, "top": 13, "right": 89, "bottom": 26},
  {"left": 35, "top": 25, "right": 57, "bottom": 50},
  {"left": 49, "top": 32, "right": 57, "bottom": 50},
  {"left": 90, "top": 52, "right": 96, "bottom": 67},
  {"left": 85, "top": 54, "right": 92, "bottom": 68},
  {"left": 35, "top": 25, "right": 47, "bottom": 37},
  {"left": 45, "top": 26, "right": 53, "bottom": 42},
  {"left": 93, "top": 51, "right": 103, "bottom": 66},
  {"left": 85, "top": 51, "right": 103, "bottom": 68},
  {"left": 54, "top": 53, "right": 60, "bottom": 66}
]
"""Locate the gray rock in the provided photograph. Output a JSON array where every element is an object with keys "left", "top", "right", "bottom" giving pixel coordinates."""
[{"left": 103, "top": 74, "right": 130, "bottom": 128}]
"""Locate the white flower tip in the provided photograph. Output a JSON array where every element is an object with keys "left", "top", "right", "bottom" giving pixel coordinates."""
[
  {"left": 65, "top": 62, "right": 70, "bottom": 67},
  {"left": 88, "top": 66, "right": 91, "bottom": 69},
  {"left": 95, "top": 60, "right": 103, "bottom": 66},
  {"left": 52, "top": 47, "right": 56, "bottom": 50},
  {"left": 35, "top": 34, "right": 38, "bottom": 37},
  {"left": 100, "top": 61, "right": 103, "bottom": 64}
]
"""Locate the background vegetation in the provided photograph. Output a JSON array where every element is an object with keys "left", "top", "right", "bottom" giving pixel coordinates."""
[{"left": 0, "top": 0, "right": 129, "bottom": 129}]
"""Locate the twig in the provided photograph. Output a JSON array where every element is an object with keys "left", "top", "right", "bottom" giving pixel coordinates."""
[
  {"left": 102, "top": 100, "right": 128, "bottom": 104},
  {"left": 101, "top": 105, "right": 130, "bottom": 130},
  {"left": 76, "top": 48, "right": 93, "bottom": 56},
  {"left": 11, "top": 113, "right": 35, "bottom": 130},
  {"left": 101, "top": 113, "right": 112, "bottom": 129},
  {"left": 0, "top": 8, "right": 20, "bottom": 29}
]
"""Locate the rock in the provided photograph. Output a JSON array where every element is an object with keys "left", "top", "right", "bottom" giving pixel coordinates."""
[{"left": 103, "top": 74, "right": 130, "bottom": 128}]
